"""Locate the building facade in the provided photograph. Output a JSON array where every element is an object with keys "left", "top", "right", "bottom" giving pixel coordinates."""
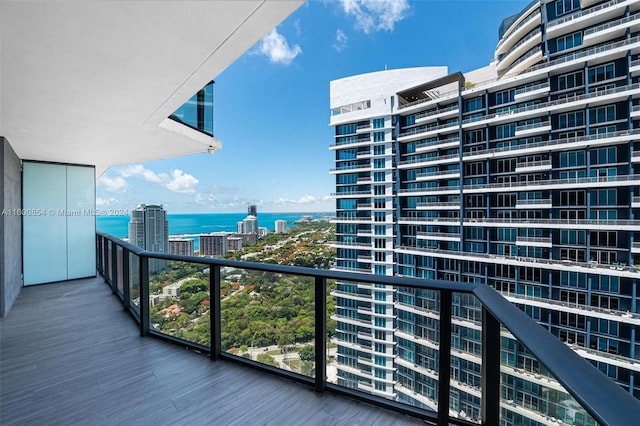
[
  {"left": 330, "top": 1, "right": 640, "bottom": 424},
  {"left": 275, "top": 219, "right": 288, "bottom": 233},
  {"left": 129, "top": 204, "right": 169, "bottom": 274},
  {"left": 200, "top": 233, "right": 229, "bottom": 257},
  {"left": 169, "top": 238, "right": 195, "bottom": 257}
]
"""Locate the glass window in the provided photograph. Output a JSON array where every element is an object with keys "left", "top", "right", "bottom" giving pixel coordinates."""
[
  {"left": 588, "top": 63, "right": 615, "bottom": 84},
  {"left": 373, "top": 118, "right": 385, "bottom": 129},
  {"left": 169, "top": 81, "right": 214, "bottom": 136}
]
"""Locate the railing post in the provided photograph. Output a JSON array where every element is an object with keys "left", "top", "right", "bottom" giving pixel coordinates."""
[
  {"left": 139, "top": 254, "right": 150, "bottom": 336},
  {"left": 102, "top": 237, "right": 109, "bottom": 282},
  {"left": 122, "top": 248, "right": 130, "bottom": 311},
  {"left": 210, "top": 265, "right": 221, "bottom": 361},
  {"left": 96, "top": 235, "right": 102, "bottom": 274},
  {"left": 110, "top": 242, "right": 118, "bottom": 294},
  {"left": 314, "top": 276, "right": 326, "bottom": 393},
  {"left": 481, "top": 307, "right": 500, "bottom": 426},
  {"left": 437, "top": 290, "right": 452, "bottom": 426}
]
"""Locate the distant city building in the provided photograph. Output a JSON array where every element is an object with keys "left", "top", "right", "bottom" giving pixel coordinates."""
[
  {"left": 169, "top": 238, "right": 194, "bottom": 257},
  {"left": 248, "top": 204, "right": 257, "bottom": 217},
  {"left": 227, "top": 236, "right": 243, "bottom": 252},
  {"left": 258, "top": 227, "right": 268, "bottom": 238},
  {"left": 200, "top": 232, "right": 228, "bottom": 257},
  {"left": 275, "top": 220, "right": 288, "bottom": 233},
  {"left": 237, "top": 221, "right": 244, "bottom": 234},
  {"left": 128, "top": 204, "right": 168, "bottom": 274},
  {"left": 243, "top": 215, "right": 258, "bottom": 235}
]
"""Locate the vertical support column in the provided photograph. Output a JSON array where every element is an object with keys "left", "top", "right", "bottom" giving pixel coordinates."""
[
  {"left": 481, "top": 307, "right": 501, "bottom": 426},
  {"left": 210, "top": 265, "right": 222, "bottom": 361},
  {"left": 197, "top": 88, "right": 205, "bottom": 132},
  {"left": 314, "top": 276, "right": 327, "bottom": 393},
  {"left": 437, "top": 290, "right": 452, "bottom": 426},
  {"left": 122, "top": 248, "right": 130, "bottom": 311},
  {"left": 139, "top": 255, "right": 150, "bottom": 336},
  {"left": 102, "top": 237, "right": 109, "bottom": 282},
  {"left": 110, "top": 242, "right": 118, "bottom": 294},
  {"left": 96, "top": 235, "right": 102, "bottom": 274}
]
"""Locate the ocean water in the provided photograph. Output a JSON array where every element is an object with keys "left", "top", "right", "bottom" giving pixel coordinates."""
[{"left": 97, "top": 212, "right": 332, "bottom": 251}]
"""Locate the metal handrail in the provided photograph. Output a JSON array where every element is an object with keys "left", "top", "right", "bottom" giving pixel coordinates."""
[
  {"left": 526, "top": 36, "right": 640, "bottom": 73},
  {"left": 497, "top": 10, "right": 541, "bottom": 49},
  {"left": 463, "top": 129, "right": 640, "bottom": 160},
  {"left": 97, "top": 231, "right": 640, "bottom": 426},
  {"left": 584, "top": 12, "right": 640, "bottom": 36},
  {"left": 548, "top": 0, "right": 628, "bottom": 28}
]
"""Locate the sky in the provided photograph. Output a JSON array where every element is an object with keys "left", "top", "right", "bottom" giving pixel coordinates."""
[{"left": 96, "top": 0, "right": 530, "bottom": 214}]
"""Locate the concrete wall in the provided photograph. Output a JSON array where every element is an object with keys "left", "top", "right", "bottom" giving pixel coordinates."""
[{"left": 0, "top": 137, "right": 23, "bottom": 317}]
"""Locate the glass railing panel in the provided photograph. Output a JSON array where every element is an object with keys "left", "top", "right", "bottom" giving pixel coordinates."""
[
  {"left": 330, "top": 281, "right": 440, "bottom": 415},
  {"left": 221, "top": 267, "right": 315, "bottom": 378},
  {"left": 394, "top": 285, "right": 441, "bottom": 414},
  {"left": 148, "top": 260, "right": 210, "bottom": 349},
  {"left": 116, "top": 245, "right": 124, "bottom": 297},
  {"left": 499, "top": 326, "right": 598, "bottom": 426},
  {"left": 129, "top": 253, "right": 140, "bottom": 317},
  {"left": 450, "top": 292, "right": 483, "bottom": 424},
  {"left": 326, "top": 278, "right": 338, "bottom": 385}
]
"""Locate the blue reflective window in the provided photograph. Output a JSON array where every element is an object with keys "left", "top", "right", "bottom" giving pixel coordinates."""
[{"left": 169, "top": 81, "right": 214, "bottom": 136}]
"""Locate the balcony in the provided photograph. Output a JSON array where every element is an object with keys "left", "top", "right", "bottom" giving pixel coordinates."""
[
  {"left": 583, "top": 13, "right": 640, "bottom": 47},
  {"left": 463, "top": 129, "right": 640, "bottom": 161},
  {"left": 515, "top": 236, "right": 552, "bottom": 248},
  {"left": 546, "top": 0, "right": 638, "bottom": 36},
  {"left": 397, "top": 245, "right": 640, "bottom": 278},
  {"left": 514, "top": 120, "right": 550, "bottom": 137},
  {"left": 0, "top": 277, "right": 415, "bottom": 426},
  {"left": 3, "top": 232, "right": 638, "bottom": 426}
]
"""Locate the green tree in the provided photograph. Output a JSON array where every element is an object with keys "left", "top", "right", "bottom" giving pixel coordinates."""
[{"left": 298, "top": 345, "right": 315, "bottom": 362}]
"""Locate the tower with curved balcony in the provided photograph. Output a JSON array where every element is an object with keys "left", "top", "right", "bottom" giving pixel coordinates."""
[{"left": 330, "top": 1, "right": 640, "bottom": 424}]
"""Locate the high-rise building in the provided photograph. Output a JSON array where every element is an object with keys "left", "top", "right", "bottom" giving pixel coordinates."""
[
  {"left": 275, "top": 219, "right": 288, "bottom": 233},
  {"left": 169, "top": 238, "right": 194, "bottom": 257},
  {"left": 330, "top": 1, "right": 640, "bottom": 424},
  {"left": 248, "top": 204, "right": 258, "bottom": 217},
  {"left": 200, "top": 233, "right": 228, "bottom": 257},
  {"left": 227, "top": 236, "right": 243, "bottom": 252},
  {"left": 243, "top": 215, "right": 259, "bottom": 236},
  {"left": 129, "top": 204, "right": 169, "bottom": 274}
]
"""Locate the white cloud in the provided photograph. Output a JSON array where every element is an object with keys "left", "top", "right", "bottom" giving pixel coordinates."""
[
  {"left": 97, "top": 175, "right": 127, "bottom": 193},
  {"left": 341, "top": 0, "right": 410, "bottom": 33},
  {"left": 118, "top": 164, "right": 162, "bottom": 183},
  {"left": 96, "top": 197, "right": 118, "bottom": 206},
  {"left": 163, "top": 169, "right": 199, "bottom": 194},
  {"left": 113, "top": 164, "right": 199, "bottom": 194},
  {"left": 334, "top": 29, "right": 348, "bottom": 52},
  {"left": 272, "top": 195, "right": 327, "bottom": 205},
  {"left": 256, "top": 28, "right": 302, "bottom": 65}
]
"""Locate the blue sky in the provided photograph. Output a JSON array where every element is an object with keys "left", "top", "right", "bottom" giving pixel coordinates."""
[{"left": 97, "top": 0, "right": 529, "bottom": 214}]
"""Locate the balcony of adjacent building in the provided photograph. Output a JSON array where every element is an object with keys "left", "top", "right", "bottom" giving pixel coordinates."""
[
  {"left": 463, "top": 83, "right": 640, "bottom": 133},
  {"left": 398, "top": 121, "right": 460, "bottom": 143},
  {"left": 396, "top": 244, "right": 640, "bottom": 279},
  {"left": 546, "top": 0, "right": 640, "bottom": 38},
  {"left": 463, "top": 129, "right": 640, "bottom": 161},
  {"left": 3, "top": 232, "right": 628, "bottom": 426},
  {"left": 495, "top": 2, "right": 542, "bottom": 59}
]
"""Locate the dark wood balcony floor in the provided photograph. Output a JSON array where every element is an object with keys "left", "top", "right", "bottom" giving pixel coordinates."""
[{"left": 1, "top": 277, "right": 422, "bottom": 426}]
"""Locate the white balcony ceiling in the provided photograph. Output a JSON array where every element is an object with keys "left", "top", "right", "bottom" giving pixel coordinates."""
[{"left": 0, "top": 1, "right": 302, "bottom": 175}]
